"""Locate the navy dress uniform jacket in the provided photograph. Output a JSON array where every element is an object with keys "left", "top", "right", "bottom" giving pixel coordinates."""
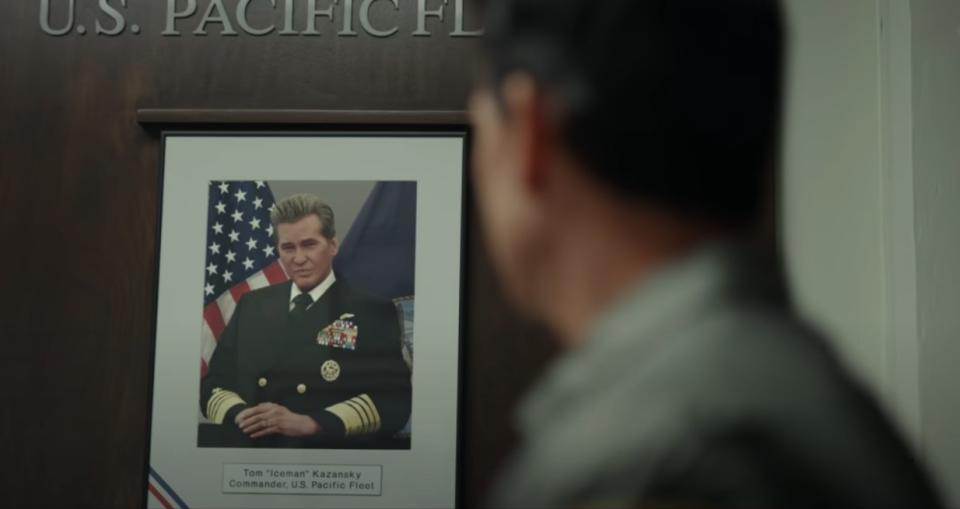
[{"left": 199, "top": 279, "right": 411, "bottom": 449}]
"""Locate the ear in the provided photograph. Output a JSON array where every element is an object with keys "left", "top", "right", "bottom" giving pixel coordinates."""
[
  {"left": 330, "top": 237, "right": 340, "bottom": 256},
  {"left": 500, "top": 72, "right": 554, "bottom": 193}
]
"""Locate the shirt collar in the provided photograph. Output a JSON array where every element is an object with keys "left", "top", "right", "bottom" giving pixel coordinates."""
[{"left": 289, "top": 270, "right": 337, "bottom": 309}]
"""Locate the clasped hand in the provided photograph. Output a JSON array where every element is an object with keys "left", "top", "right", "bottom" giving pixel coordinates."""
[{"left": 236, "top": 403, "right": 320, "bottom": 439}]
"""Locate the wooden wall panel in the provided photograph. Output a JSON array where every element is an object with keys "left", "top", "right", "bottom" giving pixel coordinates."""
[{"left": 0, "top": 2, "right": 557, "bottom": 507}]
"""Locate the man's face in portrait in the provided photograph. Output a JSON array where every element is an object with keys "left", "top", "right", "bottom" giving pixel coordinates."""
[{"left": 277, "top": 214, "right": 339, "bottom": 291}]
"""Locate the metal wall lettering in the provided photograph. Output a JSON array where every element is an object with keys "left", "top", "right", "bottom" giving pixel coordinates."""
[
  {"left": 39, "top": 0, "right": 76, "bottom": 36},
  {"left": 41, "top": 0, "right": 483, "bottom": 37}
]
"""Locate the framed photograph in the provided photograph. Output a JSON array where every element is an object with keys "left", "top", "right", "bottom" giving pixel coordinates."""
[{"left": 145, "top": 131, "right": 465, "bottom": 509}]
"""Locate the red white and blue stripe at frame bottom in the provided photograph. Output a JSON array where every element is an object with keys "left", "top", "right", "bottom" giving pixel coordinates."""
[{"left": 148, "top": 467, "right": 189, "bottom": 509}]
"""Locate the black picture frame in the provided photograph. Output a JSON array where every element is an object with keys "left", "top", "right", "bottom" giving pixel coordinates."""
[{"left": 142, "top": 116, "right": 470, "bottom": 509}]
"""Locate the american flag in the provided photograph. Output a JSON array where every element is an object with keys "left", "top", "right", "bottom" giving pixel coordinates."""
[{"left": 200, "top": 180, "right": 289, "bottom": 377}]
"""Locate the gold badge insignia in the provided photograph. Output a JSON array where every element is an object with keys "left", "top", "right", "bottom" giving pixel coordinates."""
[{"left": 321, "top": 360, "right": 341, "bottom": 382}]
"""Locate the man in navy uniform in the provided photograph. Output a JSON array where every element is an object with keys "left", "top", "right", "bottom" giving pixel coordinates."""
[
  {"left": 469, "top": 0, "right": 942, "bottom": 506},
  {"left": 200, "top": 194, "right": 411, "bottom": 449}
]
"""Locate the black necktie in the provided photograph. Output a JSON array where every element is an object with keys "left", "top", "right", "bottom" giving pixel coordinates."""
[{"left": 291, "top": 293, "right": 313, "bottom": 315}]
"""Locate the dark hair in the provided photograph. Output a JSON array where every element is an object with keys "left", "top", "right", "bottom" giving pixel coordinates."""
[{"left": 479, "top": 0, "right": 785, "bottom": 225}]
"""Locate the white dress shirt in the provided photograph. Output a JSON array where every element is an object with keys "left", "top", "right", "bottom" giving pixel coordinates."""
[{"left": 288, "top": 270, "right": 336, "bottom": 311}]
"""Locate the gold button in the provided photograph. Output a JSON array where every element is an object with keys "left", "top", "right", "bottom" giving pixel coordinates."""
[
  {"left": 297, "top": 384, "right": 307, "bottom": 394},
  {"left": 258, "top": 377, "right": 268, "bottom": 387}
]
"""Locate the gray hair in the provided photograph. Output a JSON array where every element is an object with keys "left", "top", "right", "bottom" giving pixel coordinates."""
[{"left": 270, "top": 194, "right": 337, "bottom": 240}]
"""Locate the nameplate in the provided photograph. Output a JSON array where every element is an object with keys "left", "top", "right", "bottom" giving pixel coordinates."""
[{"left": 222, "top": 464, "right": 382, "bottom": 496}]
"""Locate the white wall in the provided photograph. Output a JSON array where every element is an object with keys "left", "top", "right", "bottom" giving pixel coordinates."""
[
  {"left": 782, "top": 0, "right": 960, "bottom": 503},
  {"left": 780, "top": 0, "right": 892, "bottom": 410},
  {"left": 911, "top": 0, "right": 960, "bottom": 503}
]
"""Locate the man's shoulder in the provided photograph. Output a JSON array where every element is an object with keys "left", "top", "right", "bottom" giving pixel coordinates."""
[
  {"left": 642, "top": 302, "right": 860, "bottom": 421},
  {"left": 543, "top": 304, "right": 858, "bottom": 467},
  {"left": 598, "top": 305, "right": 935, "bottom": 503}
]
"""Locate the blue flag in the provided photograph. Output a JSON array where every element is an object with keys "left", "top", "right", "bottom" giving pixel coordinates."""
[{"left": 334, "top": 182, "right": 417, "bottom": 301}]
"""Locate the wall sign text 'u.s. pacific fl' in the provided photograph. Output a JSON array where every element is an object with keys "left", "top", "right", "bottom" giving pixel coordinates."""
[{"left": 40, "top": 0, "right": 483, "bottom": 38}]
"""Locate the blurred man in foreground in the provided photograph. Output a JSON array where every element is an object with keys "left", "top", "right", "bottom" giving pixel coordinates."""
[{"left": 469, "top": 0, "right": 942, "bottom": 507}]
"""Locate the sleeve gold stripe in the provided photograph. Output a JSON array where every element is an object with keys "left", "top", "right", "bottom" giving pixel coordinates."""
[
  {"left": 206, "top": 388, "right": 246, "bottom": 425},
  {"left": 345, "top": 400, "right": 373, "bottom": 434},
  {"left": 354, "top": 394, "right": 382, "bottom": 433},
  {"left": 325, "top": 393, "right": 381, "bottom": 436},
  {"left": 207, "top": 392, "right": 228, "bottom": 418},
  {"left": 325, "top": 401, "right": 367, "bottom": 436}
]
